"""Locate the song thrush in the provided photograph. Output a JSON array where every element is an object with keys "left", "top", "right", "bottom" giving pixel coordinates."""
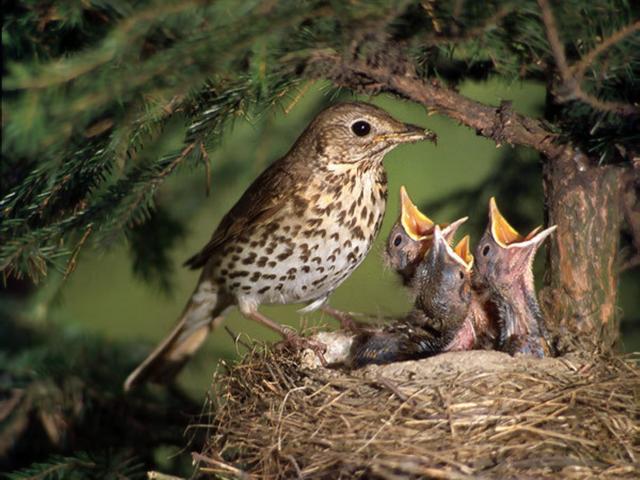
[
  {"left": 385, "top": 186, "right": 467, "bottom": 286},
  {"left": 473, "top": 198, "right": 556, "bottom": 357},
  {"left": 351, "top": 226, "right": 483, "bottom": 367},
  {"left": 124, "top": 102, "right": 436, "bottom": 390}
]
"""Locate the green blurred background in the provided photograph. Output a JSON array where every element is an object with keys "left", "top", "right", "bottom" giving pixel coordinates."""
[{"left": 43, "top": 80, "right": 640, "bottom": 396}]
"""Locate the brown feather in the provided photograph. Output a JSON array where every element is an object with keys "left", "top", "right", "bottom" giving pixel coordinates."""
[{"left": 185, "top": 157, "right": 311, "bottom": 269}]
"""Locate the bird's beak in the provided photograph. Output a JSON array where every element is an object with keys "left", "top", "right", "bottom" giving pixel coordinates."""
[
  {"left": 400, "top": 123, "right": 438, "bottom": 144},
  {"left": 489, "top": 197, "right": 524, "bottom": 248},
  {"left": 434, "top": 225, "right": 473, "bottom": 271},
  {"left": 454, "top": 235, "right": 474, "bottom": 271},
  {"left": 441, "top": 216, "right": 468, "bottom": 244},
  {"left": 400, "top": 185, "right": 436, "bottom": 241},
  {"left": 378, "top": 124, "right": 438, "bottom": 145},
  {"left": 489, "top": 196, "right": 557, "bottom": 251}
]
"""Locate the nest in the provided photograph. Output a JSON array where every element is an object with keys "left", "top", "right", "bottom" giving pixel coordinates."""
[{"left": 195, "top": 333, "right": 639, "bottom": 479}]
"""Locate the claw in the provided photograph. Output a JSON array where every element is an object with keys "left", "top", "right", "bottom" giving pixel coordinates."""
[
  {"left": 283, "top": 332, "right": 328, "bottom": 365},
  {"left": 321, "top": 305, "right": 368, "bottom": 332}
]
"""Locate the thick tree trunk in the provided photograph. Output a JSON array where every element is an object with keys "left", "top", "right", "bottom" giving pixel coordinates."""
[{"left": 540, "top": 151, "right": 624, "bottom": 351}]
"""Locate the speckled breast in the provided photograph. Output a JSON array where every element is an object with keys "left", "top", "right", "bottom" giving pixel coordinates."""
[{"left": 214, "top": 163, "right": 388, "bottom": 307}]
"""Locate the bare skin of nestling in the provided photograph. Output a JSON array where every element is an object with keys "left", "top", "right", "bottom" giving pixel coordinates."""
[
  {"left": 473, "top": 197, "right": 556, "bottom": 357},
  {"left": 124, "top": 102, "right": 437, "bottom": 390},
  {"left": 351, "top": 226, "right": 495, "bottom": 368}
]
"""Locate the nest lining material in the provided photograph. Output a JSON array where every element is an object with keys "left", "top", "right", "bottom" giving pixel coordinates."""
[{"left": 196, "top": 332, "right": 639, "bottom": 479}]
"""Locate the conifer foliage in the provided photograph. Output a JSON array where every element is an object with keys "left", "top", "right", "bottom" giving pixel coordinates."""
[
  {"left": 2, "top": 0, "right": 638, "bottom": 283},
  {"left": 2, "top": 0, "right": 639, "bottom": 477}
]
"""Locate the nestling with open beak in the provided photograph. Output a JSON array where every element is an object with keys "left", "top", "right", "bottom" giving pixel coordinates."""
[
  {"left": 473, "top": 198, "right": 556, "bottom": 357},
  {"left": 385, "top": 185, "right": 467, "bottom": 286},
  {"left": 350, "top": 225, "right": 492, "bottom": 367}
]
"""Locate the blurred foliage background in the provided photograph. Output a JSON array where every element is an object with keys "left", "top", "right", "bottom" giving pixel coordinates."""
[{"left": 2, "top": 0, "right": 638, "bottom": 478}]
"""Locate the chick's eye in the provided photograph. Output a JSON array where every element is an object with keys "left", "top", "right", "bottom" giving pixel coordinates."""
[
  {"left": 482, "top": 245, "right": 490, "bottom": 256},
  {"left": 459, "top": 270, "right": 465, "bottom": 280},
  {"left": 351, "top": 120, "right": 371, "bottom": 137},
  {"left": 393, "top": 235, "right": 403, "bottom": 247}
]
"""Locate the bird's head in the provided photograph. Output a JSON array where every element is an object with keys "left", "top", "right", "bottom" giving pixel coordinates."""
[
  {"left": 300, "top": 102, "right": 437, "bottom": 165},
  {"left": 414, "top": 225, "right": 474, "bottom": 323},
  {"left": 473, "top": 197, "right": 556, "bottom": 293},
  {"left": 385, "top": 186, "right": 467, "bottom": 285}
]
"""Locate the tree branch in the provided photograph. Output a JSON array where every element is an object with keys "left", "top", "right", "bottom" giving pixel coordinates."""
[
  {"left": 621, "top": 166, "right": 640, "bottom": 272},
  {"left": 572, "top": 20, "right": 640, "bottom": 81},
  {"left": 538, "top": 0, "right": 572, "bottom": 82},
  {"left": 620, "top": 254, "right": 640, "bottom": 272},
  {"left": 537, "top": 0, "right": 640, "bottom": 116},
  {"left": 311, "top": 53, "right": 567, "bottom": 159},
  {"left": 427, "top": 5, "right": 515, "bottom": 46}
]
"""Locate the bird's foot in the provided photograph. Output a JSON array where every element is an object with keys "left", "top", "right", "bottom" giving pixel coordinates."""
[
  {"left": 280, "top": 330, "right": 327, "bottom": 365},
  {"left": 320, "top": 306, "right": 367, "bottom": 332}
]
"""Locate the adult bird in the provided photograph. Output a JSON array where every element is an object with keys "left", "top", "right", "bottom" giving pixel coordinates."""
[{"left": 124, "top": 102, "right": 436, "bottom": 390}]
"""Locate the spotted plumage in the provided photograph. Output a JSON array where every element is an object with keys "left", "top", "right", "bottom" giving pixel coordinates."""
[{"left": 125, "top": 101, "right": 436, "bottom": 390}]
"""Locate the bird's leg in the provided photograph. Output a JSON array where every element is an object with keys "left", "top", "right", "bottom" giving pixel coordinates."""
[
  {"left": 243, "top": 310, "right": 327, "bottom": 363},
  {"left": 320, "top": 305, "right": 367, "bottom": 332}
]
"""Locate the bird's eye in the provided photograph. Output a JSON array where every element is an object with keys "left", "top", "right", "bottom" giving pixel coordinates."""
[
  {"left": 459, "top": 270, "right": 465, "bottom": 280},
  {"left": 482, "top": 245, "right": 490, "bottom": 256},
  {"left": 351, "top": 120, "right": 371, "bottom": 137},
  {"left": 393, "top": 235, "right": 403, "bottom": 247}
]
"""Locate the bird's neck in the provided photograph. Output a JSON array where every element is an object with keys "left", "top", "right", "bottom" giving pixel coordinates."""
[
  {"left": 468, "top": 294, "right": 495, "bottom": 343},
  {"left": 493, "top": 277, "right": 542, "bottom": 340},
  {"left": 316, "top": 161, "right": 388, "bottom": 210}
]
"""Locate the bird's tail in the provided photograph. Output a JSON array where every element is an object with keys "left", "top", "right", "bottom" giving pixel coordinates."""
[{"left": 124, "top": 282, "right": 231, "bottom": 391}]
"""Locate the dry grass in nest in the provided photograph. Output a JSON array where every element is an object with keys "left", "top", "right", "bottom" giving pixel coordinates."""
[{"left": 194, "top": 335, "right": 639, "bottom": 479}]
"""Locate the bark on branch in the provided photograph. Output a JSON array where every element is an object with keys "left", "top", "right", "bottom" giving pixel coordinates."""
[
  {"left": 312, "top": 54, "right": 567, "bottom": 159},
  {"left": 310, "top": 52, "right": 630, "bottom": 352}
]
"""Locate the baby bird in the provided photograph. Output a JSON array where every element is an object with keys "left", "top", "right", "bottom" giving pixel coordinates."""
[
  {"left": 351, "top": 226, "right": 488, "bottom": 367},
  {"left": 385, "top": 185, "right": 466, "bottom": 286},
  {"left": 473, "top": 198, "right": 556, "bottom": 357}
]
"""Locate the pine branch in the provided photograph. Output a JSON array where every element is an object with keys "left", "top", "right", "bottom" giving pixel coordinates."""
[
  {"left": 5, "top": 452, "right": 145, "bottom": 480},
  {"left": 1, "top": 319, "right": 201, "bottom": 474},
  {"left": 571, "top": 20, "right": 640, "bottom": 81},
  {"left": 537, "top": 0, "right": 640, "bottom": 116},
  {"left": 3, "top": 0, "right": 637, "bottom": 283},
  {"left": 4, "top": 2, "right": 203, "bottom": 91},
  {"left": 309, "top": 52, "right": 565, "bottom": 159}
]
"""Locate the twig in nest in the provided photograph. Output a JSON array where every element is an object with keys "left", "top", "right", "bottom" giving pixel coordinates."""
[
  {"left": 147, "top": 472, "right": 185, "bottom": 480},
  {"left": 373, "top": 375, "right": 410, "bottom": 403},
  {"left": 224, "top": 325, "right": 252, "bottom": 351},
  {"left": 192, "top": 452, "right": 253, "bottom": 480},
  {"left": 285, "top": 454, "right": 303, "bottom": 479}
]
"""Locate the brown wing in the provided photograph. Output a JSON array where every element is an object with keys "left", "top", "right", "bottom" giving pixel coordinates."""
[{"left": 184, "top": 157, "right": 304, "bottom": 269}]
